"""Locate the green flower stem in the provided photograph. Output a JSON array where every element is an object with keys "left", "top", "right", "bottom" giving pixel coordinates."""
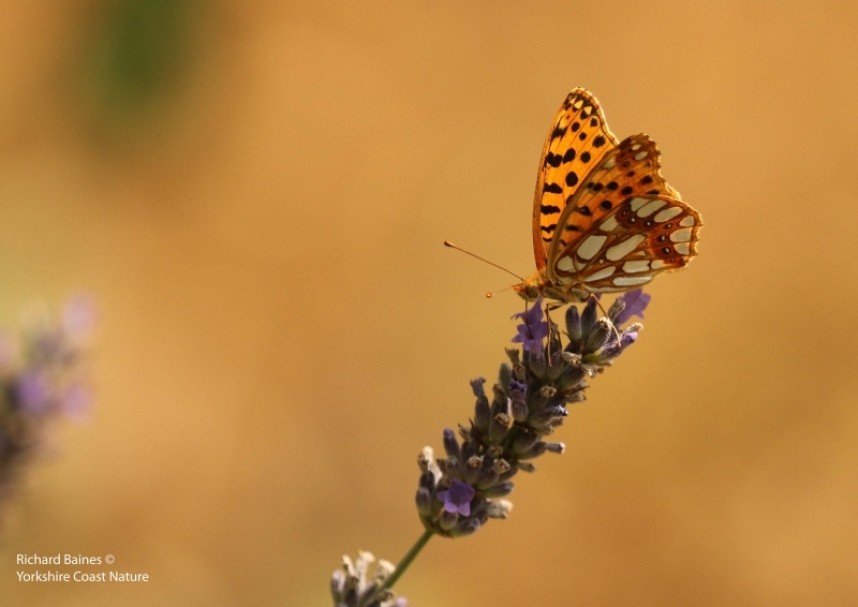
[{"left": 370, "top": 529, "right": 434, "bottom": 602}]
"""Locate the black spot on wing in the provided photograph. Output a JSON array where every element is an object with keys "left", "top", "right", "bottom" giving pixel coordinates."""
[
  {"left": 545, "top": 152, "right": 562, "bottom": 167},
  {"left": 565, "top": 171, "right": 579, "bottom": 187}
]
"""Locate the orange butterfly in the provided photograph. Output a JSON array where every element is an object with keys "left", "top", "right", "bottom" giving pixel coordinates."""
[{"left": 513, "top": 89, "right": 702, "bottom": 303}]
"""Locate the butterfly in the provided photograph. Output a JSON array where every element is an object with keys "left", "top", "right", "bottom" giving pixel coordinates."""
[{"left": 513, "top": 89, "right": 702, "bottom": 303}]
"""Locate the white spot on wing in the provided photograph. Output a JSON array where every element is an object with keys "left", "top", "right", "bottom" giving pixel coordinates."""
[
  {"left": 599, "top": 215, "right": 619, "bottom": 232},
  {"left": 576, "top": 235, "right": 608, "bottom": 260},
  {"left": 583, "top": 266, "right": 616, "bottom": 282},
  {"left": 650, "top": 260, "right": 668, "bottom": 270},
  {"left": 634, "top": 151, "right": 648, "bottom": 161},
  {"left": 680, "top": 215, "right": 696, "bottom": 227},
  {"left": 629, "top": 197, "right": 648, "bottom": 211},
  {"left": 637, "top": 199, "right": 668, "bottom": 217},
  {"left": 670, "top": 227, "right": 693, "bottom": 243},
  {"left": 556, "top": 255, "right": 575, "bottom": 272},
  {"left": 622, "top": 260, "right": 651, "bottom": 273},
  {"left": 602, "top": 157, "right": 616, "bottom": 170},
  {"left": 612, "top": 275, "right": 652, "bottom": 287},
  {"left": 654, "top": 207, "right": 682, "bottom": 222},
  {"left": 605, "top": 234, "right": 645, "bottom": 261},
  {"left": 674, "top": 242, "right": 691, "bottom": 255}
]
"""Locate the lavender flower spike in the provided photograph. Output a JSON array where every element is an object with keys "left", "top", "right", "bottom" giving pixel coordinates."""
[
  {"left": 340, "top": 293, "right": 654, "bottom": 604},
  {"left": 415, "top": 294, "right": 648, "bottom": 539}
]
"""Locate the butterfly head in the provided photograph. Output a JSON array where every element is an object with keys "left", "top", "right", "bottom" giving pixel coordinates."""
[{"left": 512, "top": 279, "right": 542, "bottom": 302}]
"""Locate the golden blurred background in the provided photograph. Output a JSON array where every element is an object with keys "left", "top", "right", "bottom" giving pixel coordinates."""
[{"left": 1, "top": 1, "right": 857, "bottom": 605}]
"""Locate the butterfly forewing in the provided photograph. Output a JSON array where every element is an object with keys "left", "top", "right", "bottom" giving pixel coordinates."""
[{"left": 532, "top": 89, "right": 619, "bottom": 271}]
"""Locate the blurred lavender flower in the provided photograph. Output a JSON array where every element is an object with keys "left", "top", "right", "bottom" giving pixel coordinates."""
[
  {"left": 416, "top": 292, "right": 648, "bottom": 538},
  {"left": 331, "top": 551, "right": 410, "bottom": 607},
  {"left": 0, "top": 295, "right": 96, "bottom": 506}
]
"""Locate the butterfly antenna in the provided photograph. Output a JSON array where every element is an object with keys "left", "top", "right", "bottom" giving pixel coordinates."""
[{"left": 444, "top": 241, "right": 525, "bottom": 281}]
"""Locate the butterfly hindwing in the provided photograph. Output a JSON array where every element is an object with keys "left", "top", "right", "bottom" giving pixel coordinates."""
[
  {"left": 551, "top": 194, "right": 701, "bottom": 294},
  {"left": 546, "top": 133, "right": 700, "bottom": 289}
]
